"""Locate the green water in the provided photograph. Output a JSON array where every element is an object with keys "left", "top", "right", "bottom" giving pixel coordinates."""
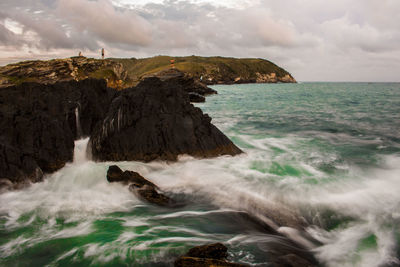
[{"left": 1, "top": 83, "right": 400, "bottom": 267}]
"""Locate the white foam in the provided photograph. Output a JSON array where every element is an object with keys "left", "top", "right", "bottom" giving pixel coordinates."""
[
  {"left": 73, "top": 138, "right": 89, "bottom": 164},
  {"left": 1, "top": 132, "right": 399, "bottom": 266}
]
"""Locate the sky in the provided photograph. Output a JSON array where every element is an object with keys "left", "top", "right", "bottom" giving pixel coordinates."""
[{"left": 0, "top": 0, "right": 399, "bottom": 81}]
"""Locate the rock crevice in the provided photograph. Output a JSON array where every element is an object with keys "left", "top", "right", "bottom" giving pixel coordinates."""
[{"left": 89, "top": 77, "right": 242, "bottom": 162}]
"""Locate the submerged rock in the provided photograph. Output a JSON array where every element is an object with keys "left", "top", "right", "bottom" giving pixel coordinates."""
[
  {"left": 107, "top": 165, "right": 172, "bottom": 206},
  {"left": 175, "top": 257, "right": 247, "bottom": 267},
  {"left": 107, "top": 165, "right": 156, "bottom": 187},
  {"left": 89, "top": 76, "right": 242, "bottom": 162},
  {"left": 272, "top": 254, "right": 316, "bottom": 267},
  {"left": 175, "top": 243, "right": 248, "bottom": 267},
  {"left": 185, "top": 243, "right": 228, "bottom": 260},
  {"left": 129, "top": 184, "right": 172, "bottom": 206}
]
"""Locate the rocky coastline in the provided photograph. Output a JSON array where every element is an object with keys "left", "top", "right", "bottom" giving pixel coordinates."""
[
  {"left": 0, "top": 58, "right": 317, "bottom": 266},
  {"left": 0, "top": 56, "right": 296, "bottom": 90},
  {"left": 0, "top": 72, "right": 241, "bottom": 190},
  {"left": 88, "top": 76, "right": 241, "bottom": 162}
]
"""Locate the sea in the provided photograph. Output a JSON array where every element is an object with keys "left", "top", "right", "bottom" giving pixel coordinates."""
[{"left": 1, "top": 82, "right": 400, "bottom": 267}]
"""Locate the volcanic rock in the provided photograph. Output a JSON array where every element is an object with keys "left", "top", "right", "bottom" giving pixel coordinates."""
[{"left": 89, "top": 76, "right": 242, "bottom": 162}]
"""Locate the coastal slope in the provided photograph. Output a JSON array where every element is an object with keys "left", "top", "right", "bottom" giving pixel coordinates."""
[{"left": 0, "top": 55, "right": 296, "bottom": 89}]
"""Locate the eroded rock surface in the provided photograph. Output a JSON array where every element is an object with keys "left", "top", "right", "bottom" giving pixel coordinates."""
[
  {"left": 89, "top": 76, "right": 242, "bottom": 162},
  {"left": 0, "top": 79, "right": 115, "bottom": 187},
  {"left": 146, "top": 68, "right": 217, "bottom": 102},
  {"left": 107, "top": 165, "right": 172, "bottom": 206}
]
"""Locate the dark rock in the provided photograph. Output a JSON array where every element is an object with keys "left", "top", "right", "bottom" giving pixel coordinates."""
[
  {"left": 129, "top": 184, "right": 171, "bottom": 206},
  {"left": 107, "top": 165, "right": 171, "bottom": 206},
  {"left": 273, "top": 254, "right": 316, "bottom": 267},
  {"left": 186, "top": 243, "right": 228, "bottom": 260},
  {"left": 107, "top": 165, "right": 156, "bottom": 187},
  {"left": 189, "top": 92, "right": 206, "bottom": 103},
  {"left": 186, "top": 79, "right": 217, "bottom": 96},
  {"left": 106, "top": 165, "right": 124, "bottom": 182},
  {"left": 263, "top": 238, "right": 319, "bottom": 267},
  {"left": 174, "top": 257, "right": 247, "bottom": 267},
  {"left": 146, "top": 68, "right": 217, "bottom": 97},
  {"left": 89, "top": 76, "right": 242, "bottom": 162},
  {"left": 0, "top": 79, "right": 116, "bottom": 187},
  {"left": 175, "top": 243, "right": 248, "bottom": 267}
]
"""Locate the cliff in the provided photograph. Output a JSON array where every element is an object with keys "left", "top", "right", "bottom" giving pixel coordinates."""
[
  {"left": 0, "top": 79, "right": 115, "bottom": 188},
  {"left": 0, "top": 76, "right": 241, "bottom": 190},
  {"left": 0, "top": 55, "right": 296, "bottom": 89}
]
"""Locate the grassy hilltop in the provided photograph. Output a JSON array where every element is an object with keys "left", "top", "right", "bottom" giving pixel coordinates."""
[
  {"left": 113, "top": 55, "right": 295, "bottom": 84},
  {"left": 0, "top": 55, "right": 296, "bottom": 89}
]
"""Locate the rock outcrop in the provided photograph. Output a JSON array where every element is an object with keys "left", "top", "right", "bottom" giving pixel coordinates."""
[
  {"left": 107, "top": 165, "right": 157, "bottom": 187},
  {"left": 0, "top": 57, "right": 130, "bottom": 89},
  {"left": 146, "top": 68, "right": 217, "bottom": 102},
  {"left": 1, "top": 75, "right": 241, "bottom": 188},
  {"left": 89, "top": 76, "right": 242, "bottom": 162},
  {"left": 0, "top": 79, "right": 115, "bottom": 188},
  {"left": 107, "top": 165, "right": 172, "bottom": 206},
  {"left": 175, "top": 243, "right": 247, "bottom": 267}
]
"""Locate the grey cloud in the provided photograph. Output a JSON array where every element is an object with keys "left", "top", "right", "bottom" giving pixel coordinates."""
[
  {"left": 320, "top": 17, "right": 399, "bottom": 53},
  {"left": 57, "top": 0, "right": 152, "bottom": 46},
  {"left": 0, "top": 0, "right": 400, "bottom": 81},
  {"left": 0, "top": 24, "right": 21, "bottom": 46}
]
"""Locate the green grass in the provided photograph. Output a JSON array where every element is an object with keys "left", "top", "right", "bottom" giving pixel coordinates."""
[
  {"left": 110, "top": 55, "right": 293, "bottom": 81},
  {"left": 0, "top": 55, "right": 294, "bottom": 88}
]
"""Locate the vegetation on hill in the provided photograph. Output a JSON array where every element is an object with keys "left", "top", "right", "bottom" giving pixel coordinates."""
[
  {"left": 0, "top": 55, "right": 296, "bottom": 89},
  {"left": 112, "top": 55, "right": 296, "bottom": 84}
]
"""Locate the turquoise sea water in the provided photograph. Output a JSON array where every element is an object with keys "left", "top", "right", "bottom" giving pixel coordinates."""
[{"left": 1, "top": 83, "right": 400, "bottom": 266}]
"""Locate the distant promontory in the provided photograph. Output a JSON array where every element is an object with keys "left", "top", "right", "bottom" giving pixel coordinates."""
[{"left": 0, "top": 55, "right": 296, "bottom": 89}]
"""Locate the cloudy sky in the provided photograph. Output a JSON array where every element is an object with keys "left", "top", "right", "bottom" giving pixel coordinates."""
[{"left": 0, "top": 0, "right": 399, "bottom": 81}]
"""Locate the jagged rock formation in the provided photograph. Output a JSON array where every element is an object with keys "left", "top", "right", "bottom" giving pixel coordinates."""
[
  {"left": 88, "top": 76, "right": 242, "bottom": 162},
  {"left": 0, "top": 79, "right": 115, "bottom": 189},
  {"left": 107, "top": 165, "right": 172, "bottom": 206},
  {"left": 146, "top": 68, "right": 216, "bottom": 102},
  {"left": 1, "top": 75, "right": 242, "bottom": 189},
  {"left": 149, "top": 68, "right": 217, "bottom": 93}
]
